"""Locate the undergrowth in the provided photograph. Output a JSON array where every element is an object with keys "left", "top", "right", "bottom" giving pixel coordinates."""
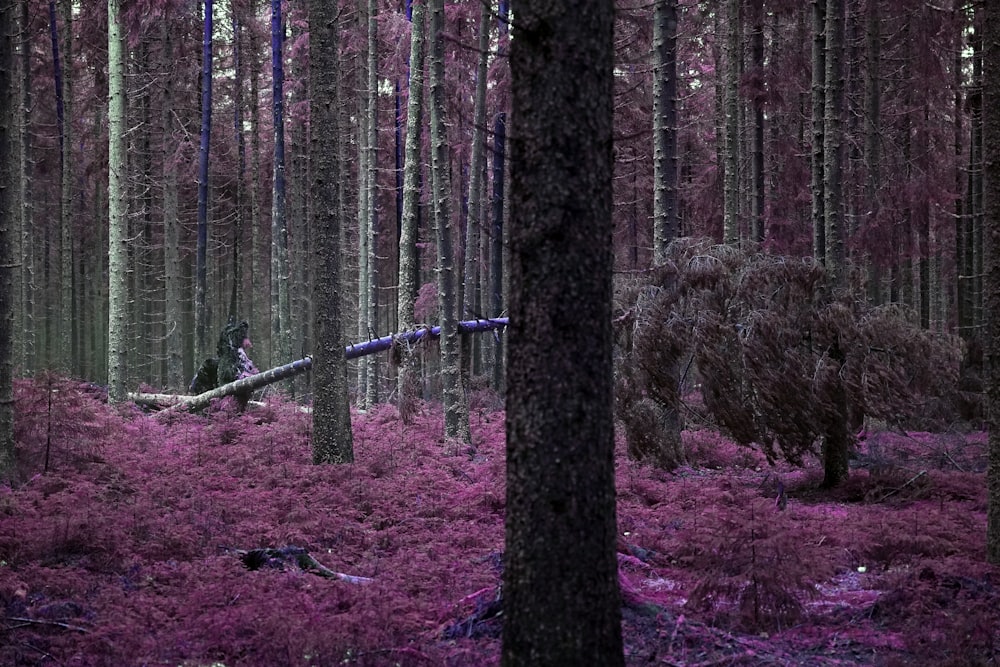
[{"left": 0, "top": 376, "right": 997, "bottom": 666}]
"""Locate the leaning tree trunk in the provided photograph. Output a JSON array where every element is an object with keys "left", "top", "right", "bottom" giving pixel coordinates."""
[
  {"left": 310, "top": 0, "right": 354, "bottom": 464},
  {"left": 396, "top": 0, "right": 426, "bottom": 423},
  {"left": 428, "top": 0, "right": 469, "bottom": 443},
  {"left": 107, "top": 0, "right": 127, "bottom": 403}
]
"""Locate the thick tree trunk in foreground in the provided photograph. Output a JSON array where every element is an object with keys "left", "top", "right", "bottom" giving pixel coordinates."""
[
  {"left": 310, "top": 0, "right": 354, "bottom": 464},
  {"left": 503, "top": 0, "right": 623, "bottom": 663},
  {"left": 983, "top": 0, "right": 1000, "bottom": 565}
]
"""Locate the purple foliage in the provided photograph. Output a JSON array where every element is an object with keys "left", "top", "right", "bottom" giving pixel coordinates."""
[{"left": 1, "top": 379, "right": 998, "bottom": 665}]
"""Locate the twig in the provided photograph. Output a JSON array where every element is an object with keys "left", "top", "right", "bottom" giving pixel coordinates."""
[
  {"left": 943, "top": 449, "right": 966, "bottom": 473},
  {"left": 5, "top": 616, "right": 90, "bottom": 633},
  {"left": 878, "top": 469, "right": 927, "bottom": 502}
]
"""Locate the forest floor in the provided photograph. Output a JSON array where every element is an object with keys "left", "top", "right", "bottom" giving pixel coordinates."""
[{"left": 1, "top": 376, "right": 998, "bottom": 666}]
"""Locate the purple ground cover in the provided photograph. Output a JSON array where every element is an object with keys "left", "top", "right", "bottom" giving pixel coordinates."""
[{"left": 1, "top": 376, "right": 997, "bottom": 666}]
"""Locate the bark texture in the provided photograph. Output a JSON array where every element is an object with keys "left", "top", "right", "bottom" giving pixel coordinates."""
[
  {"left": 0, "top": 0, "right": 14, "bottom": 474},
  {"left": 428, "top": 0, "right": 469, "bottom": 443},
  {"left": 503, "top": 0, "right": 624, "bottom": 663},
  {"left": 983, "top": 0, "right": 1000, "bottom": 565},
  {"left": 310, "top": 0, "right": 354, "bottom": 464},
  {"left": 396, "top": 0, "right": 426, "bottom": 423},
  {"left": 106, "top": 0, "right": 127, "bottom": 403}
]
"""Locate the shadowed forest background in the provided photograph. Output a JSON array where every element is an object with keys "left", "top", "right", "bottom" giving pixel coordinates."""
[
  {"left": 1, "top": 0, "right": 1000, "bottom": 665},
  {"left": 3, "top": 0, "right": 991, "bottom": 391}
]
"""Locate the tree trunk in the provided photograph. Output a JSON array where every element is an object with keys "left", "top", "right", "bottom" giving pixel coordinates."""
[
  {"left": 865, "top": 0, "right": 881, "bottom": 305},
  {"left": 811, "top": 0, "right": 826, "bottom": 263},
  {"left": 749, "top": 0, "right": 765, "bottom": 247},
  {"left": 271, "top": 0, "right": 291, "bottom": 374},
  {"left": 17, "top": 0, "right": 34, "bottom": 374},
  {"left": 652, "top": 0, "right": 678, "bottom": 263},
  {"left": 428, "top": 0, "right": 469, "bottom": 443},
  {"left": 59, "top": 0, "right": 73, "bottom": 373},
  {"left": 357, "top": 0, "right": 379, "bottom": 409},
  {"left": 503, "top": 0, "right": 624, "bottom": 662},
  {"left": 971, "top": 13, "right": 984, "bottom": 333},
  {"left": 955, "top": 3, "right": 969, "bottom": 336},
  {"left": 107, "top": 0, "right": 127, "bottom": 402},
  {"left": 722, "top": 0, "right": 740, "bottom": 246},
  {"left": 0, "top": 0, "right": 14, "bottom": 475},
  {"left": 490, "top": 111, "right": 506, "bottom": 392},
  {"left": 461, "top": 0, "right": 491, "bottom": 414},
  {"left": 396, "top": 0, "right": 426, "bottom": 423},
  {"left": 311, "top": 0, "right": 354, "bottom": 464},
  {"left": 982, "top": 0, "right": 1000, "bottom": 565},
  {"left": 246, "top": 40, "right": 265, "bottom": 369},
  {"left": 823, "top": 0, "right": 845, "bottom": 285},
  {"left": 195, "top": 0, "right": 213, "bottom": 359},
  {"left": 161, "top": 17, "right": 183, "bottom": 391},
  {"left": 645, "top": 0, "right": 684, "bottom": 469},
  {"left": 230, "top": 4, "right": 245, "bottom": 322}
]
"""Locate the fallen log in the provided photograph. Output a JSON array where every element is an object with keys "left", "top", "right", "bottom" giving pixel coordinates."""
[
  {"left": 233, "top": 546, "right": 373, "bottom": 584},
  {"left": 159, "top": 356, "right": 314, "bottom": 414},
  {"left": 345, "top": 317, "right": 508, "bottom": 359},
  {"left": 134, "top": 317, "right": 508, "bottom": 411}
]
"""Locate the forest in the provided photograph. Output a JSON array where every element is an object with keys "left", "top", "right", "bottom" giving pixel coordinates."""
[{"left": 0, "top": 0, "right": 999, "bottom": 665}]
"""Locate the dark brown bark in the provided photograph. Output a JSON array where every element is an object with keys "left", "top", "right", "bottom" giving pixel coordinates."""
[{"left": 503, "top": 0, "right": 623, "bottom": 663}]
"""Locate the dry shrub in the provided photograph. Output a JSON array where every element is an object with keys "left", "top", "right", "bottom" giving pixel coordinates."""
[{"left": 614, "top": 239, "right": 964, "bottom": 477}]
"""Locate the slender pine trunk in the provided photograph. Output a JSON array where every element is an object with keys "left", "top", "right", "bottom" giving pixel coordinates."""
[
  {"left": 722, "top": 0, "right": 740, "bottom": 246},
  {"left": 811, "top": 0, "right": 826, "bottom": 263},
  {"left": 0, "top": 0, "right": 14, "bottom": 474},
  {"left": 107, "top": 0, "right": 127, "bottom": 402},
  {"left": 461, "top": 0, "right": 491, "bottom": 409},
  {"left": 195, "top": 0, "right": 213, "bottom": 359},
  {"left": 17, "top": 0, "right": 33, "bottom": 374},
  {"left": 429, "top": 0, "right": 469, "bottom": 443},
  {"left": 271, "top": 0, "right": 291, "bottom": 368},
  {"left": 396, "top": 0, "right": 426, "bottom": 423}
]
